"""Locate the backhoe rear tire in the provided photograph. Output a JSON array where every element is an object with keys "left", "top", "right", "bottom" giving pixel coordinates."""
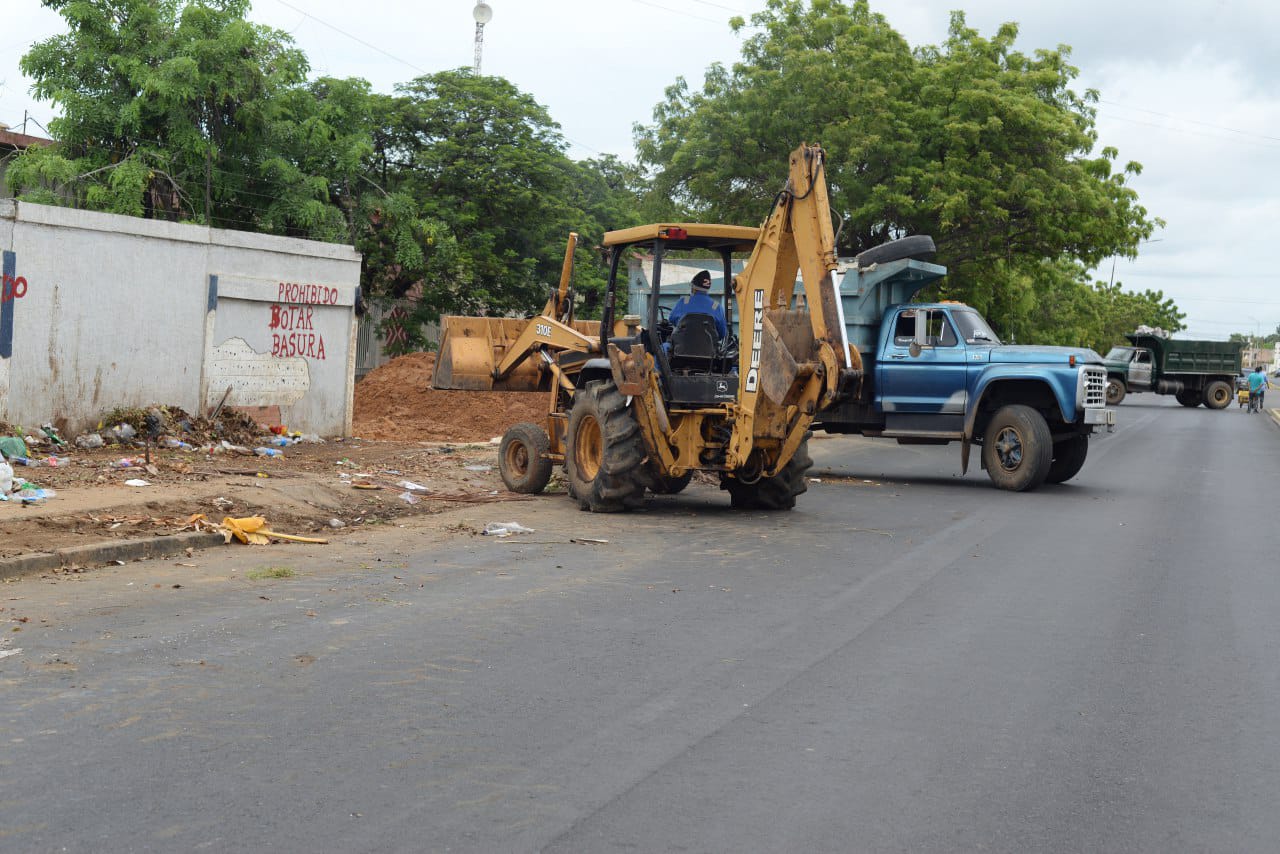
[
  {"left": 721, "top": 435, "right": 813, "bottom": 511},
  {"left": 1204, "top": 380, "right": 1232, "bottom": 410},
  {"left": 648, "top": 469, "right": 693, "bottom": 495},
  {"left": 498, "top": 422, "right": 553, "bottom": 494},
  {"left": 981, "top": 405, "right": 1052, "bottom": 492},
  {"left": 1045, "top": 434, "right": 1089, "bottom": 485},
  {"left": 565, "top": 381, "right": 647, "bottom": 513}
]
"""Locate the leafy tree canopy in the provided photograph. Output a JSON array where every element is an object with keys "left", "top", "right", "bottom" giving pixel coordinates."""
[
  {"left": 634, "top": 0, "right": 1174, "bottom": 344},
  {"left": 14, "top": 0, "right": 313, "bottom": 228}
]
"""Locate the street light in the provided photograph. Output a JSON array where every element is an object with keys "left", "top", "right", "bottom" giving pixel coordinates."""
[{"left": 472, "top": 2, "right": 493, "bottom": 75}]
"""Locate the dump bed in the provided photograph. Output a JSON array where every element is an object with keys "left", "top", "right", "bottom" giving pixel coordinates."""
[{"left": 1126, "top": 334, "right": 1241, "bottom": 375}]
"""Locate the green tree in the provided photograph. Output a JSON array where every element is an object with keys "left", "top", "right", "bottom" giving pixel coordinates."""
[
  {"left": 12, "top": 0, "right": 315, "bottom": 229},
  {"left": 635, "top": 0, "right": 1165, "bottom": 337},
  {"left": 373, "top": 71, "right": 646, "bottom": 323}
]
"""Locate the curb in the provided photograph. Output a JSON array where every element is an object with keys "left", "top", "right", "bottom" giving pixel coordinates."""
[{"left": 0, "top": 531, "right": 226, "bottom": 581}]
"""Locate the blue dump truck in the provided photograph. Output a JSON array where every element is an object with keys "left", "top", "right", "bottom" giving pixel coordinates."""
[{"left": 812, "top": 237, "right": 1115, "bottom": 491}]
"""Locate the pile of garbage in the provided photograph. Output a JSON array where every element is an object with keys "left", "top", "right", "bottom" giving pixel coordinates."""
[
  {"left": 1, "top": 406, "right": 330, "bottom": 504},
  {"left": 0, "top": 425, "right": 67, "bottom": 503},
  {"left": 72, "top": 406, "right": 324, "bottom": 460},
  {"left": 73, "top": 405, "right": 268, "bottom": 448}
]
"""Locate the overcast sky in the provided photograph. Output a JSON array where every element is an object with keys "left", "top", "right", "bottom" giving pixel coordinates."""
[{"left": 2, "top": 0, "right": 1277, "bottom": 340}]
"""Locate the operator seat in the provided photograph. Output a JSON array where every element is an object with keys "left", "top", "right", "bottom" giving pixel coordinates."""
[{"left": 667, "top": 313, "right": 720, "bottom": 373}]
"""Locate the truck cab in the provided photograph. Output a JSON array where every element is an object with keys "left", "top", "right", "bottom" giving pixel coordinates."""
[
  {"left": 1103, "top": 345, "right": 1154, "bottom": 395},
  {"left": 815, "top": 241, "right": 1114, "bottom": 491}
]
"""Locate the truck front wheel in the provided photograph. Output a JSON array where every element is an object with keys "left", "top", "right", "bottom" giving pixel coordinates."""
[
  {"left": 1106, "top": 378, "right": 1126, "bottom": 405},
  {"left": 1046, "top": 434, "right": 1089, "bottom": 485},
  {"left": 981, "top": 405, "right": 1052, "bottom": 492},
  {"left": 1203, "top": 380, "right": 1232, "bottom": 410}
]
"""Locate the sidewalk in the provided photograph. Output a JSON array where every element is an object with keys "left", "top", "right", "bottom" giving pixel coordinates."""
[{"left": 1, "top": 438, "right": 520, "bottom": 579}]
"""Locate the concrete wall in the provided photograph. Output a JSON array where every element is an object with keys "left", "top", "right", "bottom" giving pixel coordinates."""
[{"left": 0, "top": 200, "right": 361, "bottom": 435}]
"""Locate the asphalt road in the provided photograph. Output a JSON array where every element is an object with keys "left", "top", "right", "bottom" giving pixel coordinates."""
[{"left": 3, "top": 397, "right": 1278, "bottom": 853}]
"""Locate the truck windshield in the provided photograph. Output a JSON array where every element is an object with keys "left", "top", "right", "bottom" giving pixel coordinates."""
[
  {"left": 952, "top": 309, "right": 1001, "bottom": 345},
  {"left": 1104, "top": 347, "right": 1135, "bottom": 361}
]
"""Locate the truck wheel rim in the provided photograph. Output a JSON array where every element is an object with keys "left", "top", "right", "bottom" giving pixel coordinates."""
[
  {"left": 575, "top": 415, "right": 602, "bottom": 481},
  {"left": 504, "top": 441, "right": 530, "bottom": 477},
  {"left": 994, "top": 427, "right": 1023, "bottom": 472}
]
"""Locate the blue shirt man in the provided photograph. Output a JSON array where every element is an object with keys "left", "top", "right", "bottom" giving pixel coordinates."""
[
  {"left": 667, "top": 270, "right": 727, "bottom": 339},
  {"left": 1248, "top": 367, "right": 1270, "bottom": 395}
]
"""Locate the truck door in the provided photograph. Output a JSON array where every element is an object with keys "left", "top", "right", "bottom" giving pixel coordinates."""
[
  {"left": 1129, "top": 349, "right": 1154, "bottom": 389},
  {"left": 878, "top": 308, "right": 968, "bottom": 415}
]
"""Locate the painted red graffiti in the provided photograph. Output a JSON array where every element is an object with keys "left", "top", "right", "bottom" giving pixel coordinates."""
[
  {"left": 270, "top": 304, "right": 315, "bottom": 331},
  {"left": 268, "top": 303, "right": 327, "bottom": 359},
  {"left": 278, "top": 281, "right": 340, "bottom": 305},
  {"left": 0, "top": 275, "right": 28, "bottom": 303},
  {"left": 271, "top": 332, "right": 326, "bottom": 360}
]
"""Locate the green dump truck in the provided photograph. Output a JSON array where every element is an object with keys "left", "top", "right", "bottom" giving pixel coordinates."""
[{"left": 1103, "top": 333, "right": 1243, "bottom": 409}]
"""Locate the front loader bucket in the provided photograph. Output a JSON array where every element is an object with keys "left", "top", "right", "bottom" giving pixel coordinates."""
[{"left": 433, "top": 316, "right": 544, "bottom": 391}]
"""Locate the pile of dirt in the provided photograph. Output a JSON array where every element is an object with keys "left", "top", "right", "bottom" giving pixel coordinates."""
[{"left": 353, "top": 352, "right": 546, "bottom": 442}]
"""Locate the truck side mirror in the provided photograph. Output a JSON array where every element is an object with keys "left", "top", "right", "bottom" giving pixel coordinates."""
[{"left": 908, "top": 340, "right": 922, "bottom": 358}]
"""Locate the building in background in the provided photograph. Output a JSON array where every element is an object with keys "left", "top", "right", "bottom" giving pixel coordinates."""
[{"left": 0, "top": 125, "right": 53, "bottom": 199}]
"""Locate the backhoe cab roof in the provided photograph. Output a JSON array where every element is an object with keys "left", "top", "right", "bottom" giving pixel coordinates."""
[{"left": 603, "top": 223, "right": 759, "bottom": 253}]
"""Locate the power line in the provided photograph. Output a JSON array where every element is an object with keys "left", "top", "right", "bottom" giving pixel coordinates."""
[
  {"left": 628, "top": 0, "right": 726, "bottom": 24},
  {"left": 1097, "top": 111, "right": 1280, "bottom": 151},
  {"left": 1099, "top": 99, "right": 1280, "bottom": 145},
  {"left": 266, "top": 0, "right": 606, "bottom": 156}
]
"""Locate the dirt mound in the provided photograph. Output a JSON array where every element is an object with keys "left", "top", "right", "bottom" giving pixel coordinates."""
[{"left": 353, "top": 352, "right": 546, "bottom": 442}]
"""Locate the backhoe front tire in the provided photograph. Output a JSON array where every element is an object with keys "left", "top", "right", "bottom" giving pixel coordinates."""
[
  {"left": 1204, "top": 380, "right": 1232, "bottom": 410},
  {"left": 498, "top": 422, "right": 553, "bottom": 494},
  {"left": 1106, "top": 378, "right": 1126, "bottom": 406},
  {"left": 981, "top": 405, "right": 1052, "bottom": 492},
  {"left": 1045, "top": 434, "right": 1089, "bottom": 485},
  {"left": 565, "top": 381, "right": 647, "bottom": 513},
  {"left": 721, "top": 436, "right": 813, "bottom": 511}
]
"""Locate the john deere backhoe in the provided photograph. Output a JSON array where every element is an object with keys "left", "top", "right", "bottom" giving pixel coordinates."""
[{"left": 433, "top": 144, "right": 903, "bottom": 511}]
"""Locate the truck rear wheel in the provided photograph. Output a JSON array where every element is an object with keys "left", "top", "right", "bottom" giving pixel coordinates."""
[
  {"left": 565, "top": 381, "right": 647, "bottom": 513},
  {"left": 981, "top": 405, "right": 1052, "bottom": 491},
  {"left": 721, "top": 436, "right": 812, "bottom": 510},
  {"left": 1046, "top": 434, "right": 1089, "bottom": 484},
  {"left": 1175, "top": 390, "right": 1203, "bottom": 407},
  {"left": 1106, "top": 378, "right": 1126, "bottom": 405},
  {"left": 1204, "top": 380, "right": 1232, "bottom": 409},
  {"left": 498, "top": 422, "right": 553, "bottom": 494}
]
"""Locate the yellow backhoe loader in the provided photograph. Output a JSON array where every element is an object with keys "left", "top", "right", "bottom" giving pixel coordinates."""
[{"left": 433, "top": 143, "right": 865, "bottom": 511}]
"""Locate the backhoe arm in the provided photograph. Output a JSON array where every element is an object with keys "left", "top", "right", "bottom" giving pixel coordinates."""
[{"left": 729, "top": 144, "right": 856, "bottom": 474}]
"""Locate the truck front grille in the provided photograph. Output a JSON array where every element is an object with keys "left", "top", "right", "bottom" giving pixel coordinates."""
[{"left": 1083, "top": 366, "right": 1106, "bottom": 407}]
